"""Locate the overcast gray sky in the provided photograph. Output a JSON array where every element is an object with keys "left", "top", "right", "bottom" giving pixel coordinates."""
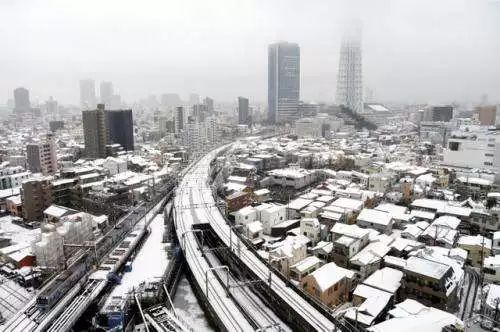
[{"left": 1, "top": 0, "right": 499, "bottom": 105}]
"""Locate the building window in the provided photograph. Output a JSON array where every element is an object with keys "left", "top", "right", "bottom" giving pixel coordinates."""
[
  {"left": 488, "top": 144, "right": 495, "bottom": 148},
  {"left": 485, "top": 153, "right": 494, "bottom": 157},
  {"left": 484, "top": 162, "right": 493, "bottom": 166}
]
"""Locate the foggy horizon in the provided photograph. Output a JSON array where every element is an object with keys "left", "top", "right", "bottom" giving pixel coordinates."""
[{"left": 1, "top": 0, "right": 500, "bottom": 106}]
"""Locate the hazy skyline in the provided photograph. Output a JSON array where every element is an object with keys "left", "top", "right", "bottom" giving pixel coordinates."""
[{"left": 1, "top": 0, "right": 500, "bottom": 106}]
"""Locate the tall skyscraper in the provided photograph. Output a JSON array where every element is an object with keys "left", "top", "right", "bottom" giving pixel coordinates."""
[
  {"left": 45, "top": 96, "right": 58, "bottom": 114},
  {"left": 26, "top": 133, "right": 58, "bottom": 175},
  {"left": 268, "top": 42, "right": 300, "bottom": 124},
  {"left": 80, "top": 79, "right": 97, "bottom": 109},
  {"left": 238, "top": 96, "right": 250, "bottom": 125},
  {"left": 14, "top": 87, "right": 31, "bottom": 113},
  {"left": 204, "top": 97, "right": 214, "bottom": 113},
  {"left": 106, "top": 109, "right": 134, "bottom": 152},
  {"left": 100, "top": 81, "right": 114, "bottom": 107},
  {"left": 336, "top": 27, "right": 363, "bottom": 114},
  {"left": 82, "top": 104, "right": 108, "bottom": 158},
  {"left": 175, "top": 106, "right": 185, "bottom": 133}
]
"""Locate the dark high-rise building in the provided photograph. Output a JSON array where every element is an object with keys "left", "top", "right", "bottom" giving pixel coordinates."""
[
  {"left": 431, "top": 106, "right": 454, "bottom": 122},
  {"left": 80, "top": 79, "right": 96, "bottom": 109},
  {"left": 82, "top": 104, "right": 108, "bottom": 158},
  {"left": 204, "top": 97, "right": 214, "bottom": 113},
  {"left": 238, "top": 96, "right": 250, "bottom": 125},
  {"left": 268, "top": 42, "right": 300, "bottom": 124},
  {"left": 106, "top": 109, "right": 134, "bottom": 152},
  {"left": 100, "top": 81, "right": 113, "bottom": 107},
  {"left": 175, "top": 106, "right": 185, "bottom": 133},
  {"left": 14, "top": 87, "right": 30, "bottom": 113}
]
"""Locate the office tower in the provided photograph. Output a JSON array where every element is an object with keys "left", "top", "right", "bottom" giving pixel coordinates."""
[
  {"left": 45, "top": 96, "right": 58, "bottom": 114},
  {"left": 204, "top": 97, "right": 214, "bottom": 113},
  {"left": 80, "top": 79, "right": 97, "bottom": 109},
  {"left": 268, "top": 42, "right": 300, "bottom": 124},
  {"left": 431, "top": 106, "right": 454, "bottom": 122},
  {"left": 189, "top": 93, "right": 200, "bottom": 105},
  {"left": 100, "top": 81, "right": 114, "bottom": 107},
  {"left": 106, "top": 109, "right": 134, "bottom": 151},
  {"left": 175, "top": 106, "right": 185, "bottom": 133},
  {"left": 192, "top": 104, "right": 208, "bottom": 123},
  {"left": 336, "top": 27, "right": 363, "bottom": 114},
  {"left": 238, "top": 96, "right": 250, "bottom": 125},
  {"left": 478, "top": 106, "right": 497, "bottom": 126},
  {"left": 26, "top": 133, "right": 58, "bottom": 175},
  {"left": 82, "top": 104, "right": 108, "bottom": 158},
  {"left": 14, "top": 87, "right": 31, "bottom": 113},
  {"left": 22, "top": 177, "right": 53, "bottom": 221}
]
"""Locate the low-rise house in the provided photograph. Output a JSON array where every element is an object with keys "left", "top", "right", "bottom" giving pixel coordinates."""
[
  {"left": 253, "top": 188, "right": 271, "bottom": 203},
  {"left": 226, "top": 190, "right": 252, "bottom": 212},
  {"left": 300, "top": 262, "right": 355, "bottom": 308},
  {"left": 233, "top": 205, "right": 257, "bottom": 225},
  {"left": 363, "top": 267, "right": 403, "bottom": 299},
  {"left": 331, "top": 223, "right": 370, "bottom": 267},
  {"left": 261, "top": 204, "right": 286, "bottom": 235},
  {"left": 299, "top": 217, "right": 322, "bottom": 245},
  {"left": 457, "top": 235, "right": 491, "bottom": 267},
  {"left": 311, "top": 241, "right": 333, "bottom": 260},
  {"left": 268, "top": 235, "right": 309, "bottom": 276},
  {"left": 329, "top": 197, "right": 364, "bottom": 224},
  {"left": 418, "top": 216, "right": 460, "bottom": 248},
  {"left": 289, "top": 255, "right": 322, "bottom": 281},
  {"left": 287, "top": 197, "right": 312, "bottom": 219},
  {"left": 245, "top": 221, "right": 263, "bottom": 241},
  {"left": 368, "top": 299, "right": 464, "bottom": 332},
  {"left": 356, "top": 208, "right": 393, "bottom": 234},
  {"left": 267, "top": 167, "right": 316, "bottom": 189},
  {"left": 402, "top": 256, "right": 459, "bottom": 311},
  {"left": 350, "top": 237, "right": 394, "bottom": 280},
  {"left": 401, "top": 221, "right": 429, "bottom": 240},
  {"left": 484, "top": 255, "right": 500, "bottom": 283},
  {"left": 483, "top": 284, "right": 500, "bottom": 320}
]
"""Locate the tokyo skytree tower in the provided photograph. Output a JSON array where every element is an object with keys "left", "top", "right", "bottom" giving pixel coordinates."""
[{"left": 335, "top": 26, "right": 363, "bottom": 114}]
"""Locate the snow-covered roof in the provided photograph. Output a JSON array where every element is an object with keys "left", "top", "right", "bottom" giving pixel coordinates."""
[
  {"left": 290, "top": 256, "right": 321, "bottom": 273},
  {"left": 254, "top": 188, "right": 270, "bottom": 196},
  {"left": 308, "top": 262, "right": 355, "bottom": 292},
  {"left": 246, "top": 221, "right": 263, "bottom": 234},
  {"left": 369, "top": 299, "right": 463, "bottom": 332},
  {"left": 288, "top": 198, "right": 313, "bottom": 211},
  {"left": 331, "top": 223, "right": 370, "bottom": 239},
  {"left": 404, "top": 256, "right": 450, "bottom": 280},
  {"left": 457, "top": 234, "right": 492, "bottom": 249},
  {"left": 363, "top": 267, "right": 403, "bottom": 294},
  {"left": 330, "top": 197, "right": 364, "bottom": 211},
  {"left": 357, "top": 208, "right": 392, "bottom": 226}
]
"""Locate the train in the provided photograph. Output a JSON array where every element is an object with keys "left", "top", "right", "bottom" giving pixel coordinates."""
[{"left": 36, "top": 263, "right": 87, "bottom": 312}]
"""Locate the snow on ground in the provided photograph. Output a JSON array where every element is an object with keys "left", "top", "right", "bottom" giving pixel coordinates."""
[
  {"left": 111, "top": 214, "right": 169, "bottom": 296},
  {"left": 0, "top": 215, "right": 39, "bottom": 245},
  {"left": 173, "top": 276, "right": 214, "bottom": 332}
]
